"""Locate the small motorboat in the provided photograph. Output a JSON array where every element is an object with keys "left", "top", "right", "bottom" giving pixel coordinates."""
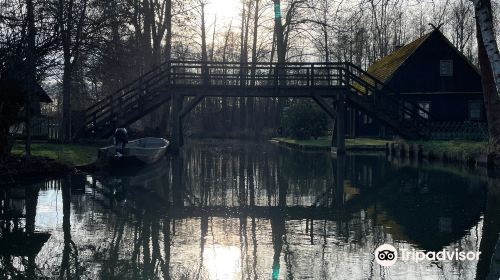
[{"left": 98, "top": 137, "right": 169, "bottom": 166}]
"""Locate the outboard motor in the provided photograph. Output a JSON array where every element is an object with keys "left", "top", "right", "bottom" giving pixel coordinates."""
[{"left": 113, "top": 128, "right": 128, "bottom": 155}]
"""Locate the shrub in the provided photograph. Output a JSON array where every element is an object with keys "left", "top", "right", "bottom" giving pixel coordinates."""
[{"left": 283, "top": 100, "right": 329, "bottom": 140}]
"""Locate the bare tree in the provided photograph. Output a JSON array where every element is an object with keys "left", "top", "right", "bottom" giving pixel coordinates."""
[
  {"left": 472, "top": 0, "right": 500, "bottom": 166},
  {"left": 451, "top": 0, "right": 475, "bottom": 53},
  {"left": 25, "top": 0, "right": 36, "bottom": 157},
  {"left": 57, "top": 0, "right": 90, "bottom": 142}
]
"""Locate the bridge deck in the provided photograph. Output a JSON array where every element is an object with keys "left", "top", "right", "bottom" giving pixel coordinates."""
[{"left": 80, "top": 61, "right": 432, "bottom": 142}]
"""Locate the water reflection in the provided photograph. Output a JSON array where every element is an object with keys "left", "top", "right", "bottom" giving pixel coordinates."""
[{"left": 0, "top": 140, "right": 499, "bottom": 279}]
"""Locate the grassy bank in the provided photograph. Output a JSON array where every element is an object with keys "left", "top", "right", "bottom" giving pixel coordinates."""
[
  {"left": 272, "top": 137, "right": 489, "bottom": 162},
  {"left": 272, "top": 136, "right": 391, "bottom": 149},
  {"left": 11, "top": 142, "right": 99, "bottom": 166},
  {"left": 409, "top": 140, "right": 487, "bottom": 156}
]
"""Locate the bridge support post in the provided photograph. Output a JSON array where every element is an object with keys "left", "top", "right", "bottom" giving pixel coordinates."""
[
  {"left": 334, "top": 154, "right": 346, "bottom": 208},
  {"left": 171, "top": 94, "right": 184, "bottom": 153},
  {"left": 334, "top": 92, "right": 346, "bottom": 155}
]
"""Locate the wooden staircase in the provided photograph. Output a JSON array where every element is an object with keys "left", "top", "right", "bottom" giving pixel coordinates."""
[
  {"left": 342, "top": 63, "right": 430, "bottom": 139},
  {"left": 81, "top": 64, "right": 174, "bottom": 138},
  {"left": 80, "top": 61, "right": 431, "bottom": 140}
]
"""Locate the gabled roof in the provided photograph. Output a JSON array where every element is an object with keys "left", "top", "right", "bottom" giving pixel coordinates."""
[
  {"left": 0, "top": 61, "right": 52, "bottom": 103},
  {"left": 367, "top": 32, "right": 432, "bottom": 83},
  {"left": 367, "top": 29, "right": 480, "bottom": 88}
]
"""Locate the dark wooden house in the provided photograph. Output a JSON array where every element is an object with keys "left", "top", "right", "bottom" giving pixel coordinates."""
[{"left": 352, "top": 29, "right": 486, "bottom": 139}]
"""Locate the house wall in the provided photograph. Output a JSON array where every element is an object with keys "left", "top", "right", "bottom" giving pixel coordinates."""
[
  {"left": 351, "top": 108, "right": 390, "bottom": 138},
  {"left": 353, "top": 31, "right": 486, "bottom": 138},
  {"left": 403, "top": 93, "right": 486, "bottom": 122}
]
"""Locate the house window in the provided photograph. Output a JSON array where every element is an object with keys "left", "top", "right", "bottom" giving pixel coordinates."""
[
  {"left": 418, "top": 101, "right": 431, "bottom": 119},
  {"left": 440, "top": 60, "right": 453, "bottom": 77},
  {"left": 469, "top": 101, "right": 482, "bottom": 120}
]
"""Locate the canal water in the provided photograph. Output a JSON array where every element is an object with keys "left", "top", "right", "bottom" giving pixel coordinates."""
[{"left": 1, "top": 140, "right": 499, "bottom": 280}]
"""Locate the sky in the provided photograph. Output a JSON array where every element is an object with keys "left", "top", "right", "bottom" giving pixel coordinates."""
[{"left": 205, "top": 0, "right": 242, "bottom": 26}]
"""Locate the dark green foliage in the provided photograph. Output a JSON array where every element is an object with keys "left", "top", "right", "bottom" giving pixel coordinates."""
[{"left": 283, "top": 100, "right": 329, "bottom": 140}]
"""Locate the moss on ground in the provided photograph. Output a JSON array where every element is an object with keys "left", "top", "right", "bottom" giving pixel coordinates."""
[{"left": 11, "top": 142, "right": 99, "bottom": 166}]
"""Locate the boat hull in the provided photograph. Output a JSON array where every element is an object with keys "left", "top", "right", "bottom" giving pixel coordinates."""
[{"left": 98, "top": 137, "right": 169, "bottom": 166}]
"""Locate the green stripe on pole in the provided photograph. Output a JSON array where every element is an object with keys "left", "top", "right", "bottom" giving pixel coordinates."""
[{"left": 274, "top": 3, "right": 281, "bottom": 19}]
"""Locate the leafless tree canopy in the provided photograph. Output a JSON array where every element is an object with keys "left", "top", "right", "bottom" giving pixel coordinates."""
[{"left": 0, "top": 0, "right": 499, "bottom": 138}]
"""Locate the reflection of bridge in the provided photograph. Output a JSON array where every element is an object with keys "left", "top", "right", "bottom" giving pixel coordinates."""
[
  {"left": 80, "top": 61, "right": 431, "bottom": 152},
  {"left": 54, "top": 153, "right": 500, "bottom": 279}
]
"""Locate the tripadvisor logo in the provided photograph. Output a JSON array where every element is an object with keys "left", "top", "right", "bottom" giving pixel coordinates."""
[
  {"left": 375, "top": 244, "right": 398, "bottom": 267},
  {"left": 374, "top": 244, "right": 481, "bottom": 267}
]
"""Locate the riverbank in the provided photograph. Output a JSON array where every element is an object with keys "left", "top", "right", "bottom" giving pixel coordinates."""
[
  {"left": 271, "top": 136, "right": 489, "bottom": 166},
  {"left": 271, "top": 137, "right": 390, "bottom": 151},
  {"left": 0, "top": 155, "right": 72, "bottom": 185},
  {"left": 0, "top": 142, "right": 99, "bottom": 185},
  {"left": 11, "top": 142, "right": 99, "bottom": 166},
  {"left": 393, "top": 140, "right": 488, "bottom": 166},
  {"left": 1, "top": 142, "right": 100, "bottom": 185}
]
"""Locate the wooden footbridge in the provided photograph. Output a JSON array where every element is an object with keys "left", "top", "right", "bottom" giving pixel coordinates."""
[{"left": 80, "top": 61, "right": 431, "bottom": 152}]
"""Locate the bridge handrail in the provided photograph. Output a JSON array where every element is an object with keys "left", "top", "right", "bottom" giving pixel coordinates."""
[
  {"left": 345, "top": 62, "right": 434, "bottom": 125},
  {"left": 85, "top": 63, "right": 172, "bottom": 123},
  {"left": 342, "top": 63, "right": 431, "bottom": 136},
  {"left": 83, "top": 60, "right": 432, "bottom": 137}
]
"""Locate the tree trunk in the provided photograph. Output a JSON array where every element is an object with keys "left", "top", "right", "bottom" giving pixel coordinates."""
[
  {"left": 143, "top": 0, "right": 154, "bottom": 69},
  {"left": 60, "top": 0, "right": 73, "bottom": 144},
  {"left": 273, "top": 0, "right": 286, "bottom": 65},
  {"left": 201, "top": 2, "right": 208, "bottom": 84},
  {"left": 273, "top": 0, "right": 287, "bottom": 129},
  {"left": 472, "top": 0, "right": 500, "bottom": 95},
  {"left": 473, "top": 0, "right": 500, "bottom": 167},
  {"left": 165, "top": 0, "right": 172, "bottom": 62},
  {"left": 160, "top": 0, "right": 172, "bottom": 136},
  {"left": 248, "top": 0, "right": 260, "bottom": 132},
  {"left": 221, "top": 23, "right": 232, "bottom": 129},
  {"left": 62, "top": 59, "right": 72, "bottom": 143},
  {"left": 58, "top": 0, "right": 88, "bottom": 143},
  {"left": 25, "top": 0, "right": 36, "bottom": 157}
]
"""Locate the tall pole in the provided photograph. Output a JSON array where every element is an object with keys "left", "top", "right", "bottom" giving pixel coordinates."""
[
  {"left": 335, "top": 92, "right": 346, "bottom": 154},
  {"left": 170, "top": 94, "right": 183, "bottom": 153}
]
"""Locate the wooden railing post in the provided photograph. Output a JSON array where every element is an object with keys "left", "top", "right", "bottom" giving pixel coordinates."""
[
  {"left": 166, "top": 61, "right": 172, "bottom": 86},
  {"left": 274, "top": 66, "right": 279, "bottom": 87},
  {"left": 344, "top": 63, "right": 351, "bottom": 86},
  {"left": 109, "top": 94, "right": 114, "bottom": 119},
  {"left": 335, "top": 91, "right": 346, "bottom": 155},
  {"left": 118, "top": 95, "right": 123, "bottom": 119},
  {"left": 311, "top": 64, "right": 315, "bottom": 87},
  {"left": 202, "top": 62, "right": 209, "bottom": 86},
  {"left": 172, "top": 66, "right": 176, "bottom": 86},
  {"left": 306, "top": 68, "right": 310, "bottom": 86},
  {"left": 339, "top": 66, "right": 344, "bottom": 86}
]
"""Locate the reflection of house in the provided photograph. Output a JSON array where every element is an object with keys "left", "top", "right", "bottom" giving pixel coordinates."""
[
  {"left": 350, "top": 29, "right": 485, "bottom": 139},
  {"left": 0, "top": 186, "right": 50, "bottom": 256}
]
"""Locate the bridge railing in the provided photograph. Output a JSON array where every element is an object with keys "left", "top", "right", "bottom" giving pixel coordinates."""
[
  {"left": 84, "top": 60, "right": 432, "bottom": 137},
  {"left": 84, "top": 61, "right": 173, "bottom": 133},
  {"left": 168, "top": 61, "right": 347, "bottom": 88},
  {"left": 343, "top": 62, "right": 432, "bottom": 136}
]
